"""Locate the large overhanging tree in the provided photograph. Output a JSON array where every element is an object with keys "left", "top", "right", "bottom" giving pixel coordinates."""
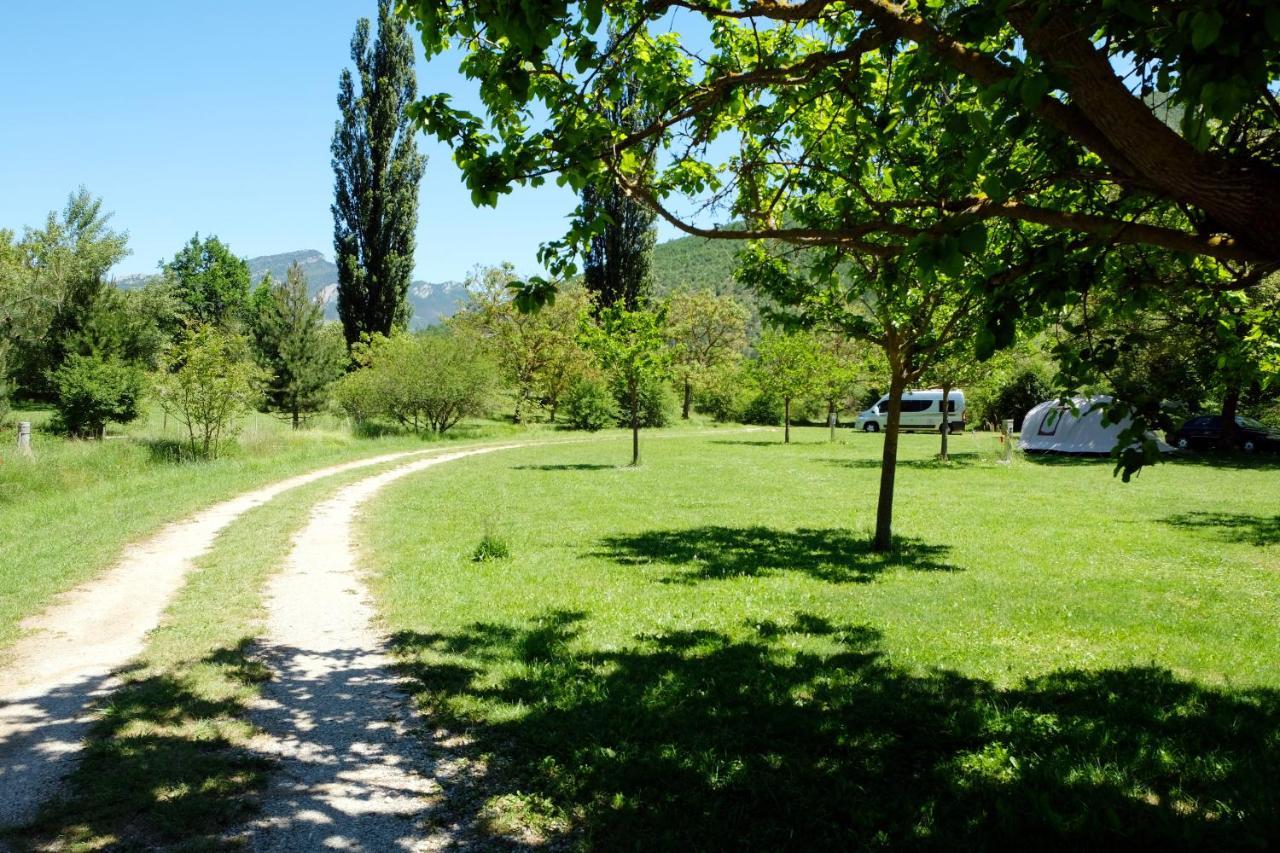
[
  {"left": 405, "top": 1, "right": 1279, "bottom": 267},
  {"left": 403, "top": 0, "right": 1279, "bottom": 543}
]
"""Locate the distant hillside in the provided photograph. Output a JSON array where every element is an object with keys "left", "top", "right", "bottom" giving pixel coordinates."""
[
  {"left": 116, "top": 236, "right": 754, "bottom": 329},
  {"left": 650, "top": 231, "right": 770, "bottom": 335},
  {"left": 650, "top": 233, "right": 741, "bottom": 296}
]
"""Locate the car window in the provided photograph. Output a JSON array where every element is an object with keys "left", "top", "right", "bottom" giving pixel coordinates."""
[
  {"left": 1237, "top": 416, "right": 1266, "bottom": 430},
  {"left": 900, "top": 400, "right": 932, "bottom": 413}
]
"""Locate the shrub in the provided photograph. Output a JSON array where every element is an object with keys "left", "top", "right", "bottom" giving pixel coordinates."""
[
  {"left": 562, "top": 377, "right": 619, "bottom": 431},
  {"left": 49, "top": 353, "right": 146, "bottom": 438},
  {"left": 333, "top": 362, "right": 392, "bottom": 425},
  {"left": 614, "top": 373, "right": 675, "bottom": 429},
  {"left": 971, "top": 368, "right": 1054, "bottom": 430},
  {"left": 334, "top": 328, "right": 496, "bottom": 434},
  {"left": 154, "top": 325, "right": 266, "bottom": 458},
  {"left": 740, "top": 391, "right": 783, "bottom": 426},
  {"left": 694, "top": 362, "right": 761, "bottom": 423},
  {"left": 472, "top": 533, "right": 512, "bottom": 562}
]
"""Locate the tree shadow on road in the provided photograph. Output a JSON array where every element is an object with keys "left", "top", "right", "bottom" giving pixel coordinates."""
[
  {"left": 8, "top": 639, "right": 272, "bottom": 851},
  {"left": 592, "top": 525, "right": 957, "bottom": 583},
  {"left": 1161, "top": 511, "right": 1280, "bottom": 547},
  {"left": 390, "top": 610, "right": 1280, "bottom": 851}
]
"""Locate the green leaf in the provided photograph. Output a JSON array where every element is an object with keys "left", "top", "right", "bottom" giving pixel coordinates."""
[
  {"left": 958, "top": 224, "right": 988, "bottom": 255},
  {"left": 1267, "top": 6, "right": 1280, "bottom": 40},
  {"left": 1190, "top": 9, "right": 1223, "bottom": 51}
]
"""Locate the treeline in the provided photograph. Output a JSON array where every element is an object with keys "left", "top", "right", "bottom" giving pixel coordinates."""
[{"left": 0, "top": 190, "right": 347, "bottom": 457}]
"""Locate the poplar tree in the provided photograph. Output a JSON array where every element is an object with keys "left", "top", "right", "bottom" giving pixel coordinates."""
[
  {"left": 579, "top": 70, "right": 655, "bottom": 311},
  {"left": 332, "top": 0, "right": 424, "bottom": 347}
]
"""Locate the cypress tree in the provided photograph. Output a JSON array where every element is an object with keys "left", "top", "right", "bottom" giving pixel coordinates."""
[
  {"left": 331, "top": 0, "right": 425, "bottom": 347},
  {"left": 581, "top": 73, "right": 656, "bottom": 311},
  {"left": 254, "top": 263, "right": 346, "bottom": 428}
]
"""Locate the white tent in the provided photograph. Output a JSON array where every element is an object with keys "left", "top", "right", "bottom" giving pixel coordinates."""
[{"left": 1019, "top": 395, "right": 1173, "bottom": 455}]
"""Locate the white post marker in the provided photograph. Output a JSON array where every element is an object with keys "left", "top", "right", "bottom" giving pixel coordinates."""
[
  {"left": 1000, "top": 418, "right": 1014, "bottom": 464},
  {"left": 828, "top": 412, "right": 837, "bottom": 442},
  {"left": 17, "top": 421, "right": 32, "bottom": 457}
]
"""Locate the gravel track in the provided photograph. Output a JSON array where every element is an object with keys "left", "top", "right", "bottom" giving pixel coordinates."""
[{"left": 0, "top": 449, "right": 441, "bottom": 830}]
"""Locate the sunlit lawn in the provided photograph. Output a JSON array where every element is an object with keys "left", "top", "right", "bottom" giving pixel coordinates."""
[{"left": 363, "top": 427, "right": 1280, "bottom": 850}]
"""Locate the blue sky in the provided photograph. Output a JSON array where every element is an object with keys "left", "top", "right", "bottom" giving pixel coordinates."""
[{"left": 0, "top": 1, "right": 645, "bottom": 282}]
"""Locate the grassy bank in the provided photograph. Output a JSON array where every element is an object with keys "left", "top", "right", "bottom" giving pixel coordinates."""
[
  {"left": 361, "top": 428, "right": 1280, "bottom": 849},
  {"left": 0, "top": 407, "right": 522, "bottom": 652}
]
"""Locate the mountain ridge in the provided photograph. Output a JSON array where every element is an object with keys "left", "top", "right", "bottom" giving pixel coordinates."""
[{"left": 113, "top": 234, "right": 742, "bottom": 328}]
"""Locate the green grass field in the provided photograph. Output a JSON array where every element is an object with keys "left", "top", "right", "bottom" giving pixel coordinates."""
[{"left": 361, "top": 427, "right": 1280, "bottom": 850}]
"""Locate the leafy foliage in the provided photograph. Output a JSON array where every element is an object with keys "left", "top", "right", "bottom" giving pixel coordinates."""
[
  {"left": 580, "top": 59, "right": 657, "bottom": 311},
  {"left": 455, "top": 265, "right": 593, "bottom": 423},
  {"left": 665, "top": 289, "right": 748, "bottom": 419},
  {"left": 580, "top": 306, "right": 670, "bottom": 463},
  {"left": 562, "top": 377, "right": 620, "bottom": 432},
  {"left": 5, "top": 189, "right": 131, "bottom": 399},
  {"left": 154, "top": 326, "right": 267, "bottom": 459},
  {"left": 164, "top": 234, "right": 251, "bottom": 327},
  {"left": 333, "top": 0, "right": 426, "bottom": 346},
  {"left": 49, "top": 353, "right": 146, "bottom": 439},
  {"left": 751, "top": 330, "right": 823, "bottom": 441},
  {"left": 335, "top": 329, "right": 496, "bottom": 434}
]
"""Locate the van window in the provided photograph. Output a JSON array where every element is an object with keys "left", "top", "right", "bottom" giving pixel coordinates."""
[
  {"left": 945, "top": 400, "right": 957, "bottom": 412},
  {"left": 900, "top": 399, "right": 932, "bottom": 413}
]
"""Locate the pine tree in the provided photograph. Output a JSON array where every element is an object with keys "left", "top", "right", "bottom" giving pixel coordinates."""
[
  {"left": 580, "top": 71, "right": 656, "bottom": 311},
  {"left": 331, "top": 0, "right": 425, "bottom": 347},
  {"left": 254, "top": 263, "right": 346, "bottom": 428}
]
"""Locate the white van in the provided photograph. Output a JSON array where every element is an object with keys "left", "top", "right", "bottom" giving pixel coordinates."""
[{"left": 855, "top": 389, "right": 966, "bottom": 433}]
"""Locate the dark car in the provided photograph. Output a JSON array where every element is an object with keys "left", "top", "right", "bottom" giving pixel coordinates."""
[{"left": 1170, "top": 415, "right": 1280, "bottom": 452}]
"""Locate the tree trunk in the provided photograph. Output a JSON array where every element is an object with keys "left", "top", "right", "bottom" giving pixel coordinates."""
[
  {"left": 292, "top": 410, "right": 300, "bottom": 430},
  {"left": 874, "top": 371, "right": 907, "bottom": 552},
  {"left": 630, "top": 381, "right": 640, "bottom": 466},
  {"left": 939, "top": 385, "right": 950, "bottom": 461},
  {"left": 1221, "top": 383, "right": 1241, "bottom": 450},
  {"left": 784, "top": 397, "right": 791, "bottom": 444},
  {"left": 682, "top": 379, "right": 692, "bottom": 419}
]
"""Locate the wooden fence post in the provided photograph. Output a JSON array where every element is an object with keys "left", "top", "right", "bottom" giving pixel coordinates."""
[{"left": 17, "top": 421, "right": 33, "bottom": 457}]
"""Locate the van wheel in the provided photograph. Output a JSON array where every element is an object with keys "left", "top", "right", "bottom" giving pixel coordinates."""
[{"left": 864, "top": 422, "right": 879, "bottom": 433}]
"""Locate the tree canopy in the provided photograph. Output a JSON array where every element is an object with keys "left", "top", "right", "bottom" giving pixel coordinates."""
[
  {"left": 404, "top": 0, "right": 1279, "bottom": 367},
  {"left": 165, "top": 233, "right": 250, "bottom": 327}
]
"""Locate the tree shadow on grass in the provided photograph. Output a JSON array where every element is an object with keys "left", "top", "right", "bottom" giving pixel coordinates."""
[
  {"left": 1161, "top": 511, "right": 1280, "bottom": 547},
  {"left": 390, "top": 610, "right": 1280, "bottom": 851},
  {"left": 511, "top": 463, "right": 616, "bottom": 471},
  {"left": 1019, "top": 451, "right": 1112, "bottom": 466},
  {"left": 824, "top": 451, "right": 985, "bottom": 470},
  {"left": 141, "top": 437, "right": 199, "bottom": 464},
  {"left": 1164, "top": 452, "right": 1280, "bottom": 471},
  {"left": 593, "top": 525, "right": 957, "bottom": 584},
  {"left": 708, "top": 439, "right": 781, "bottom": 446}
]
